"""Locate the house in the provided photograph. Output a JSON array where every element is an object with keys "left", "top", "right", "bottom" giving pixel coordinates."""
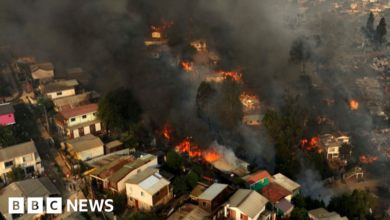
[
  {"left": 190, "top": 183, "right": 208, "bottom": 200},
  {"left": 243, "top": 114, "right": 263, "bottom": 126},
  {"left": 105, "top": 140, "right": 124, "bottom": 154},
  {"left": 126, "top": 168, "right": 173, "bottom": 211},
  {"left": 205, "top": 74, "right": 225, "bottom": 83},
  {"left": 332, "top": 131, "right": 350, "bottom": 144},
  {"left": 53, "top": 91, "right": 100, "bottom": 112},
  {"left": 308, "top": 208, "right": 348, "bottom": 220},
  {"left": 67, "top": 67, "right": 93, "bottom": 85},
  {"left": 190, "top": 40, "right": 207, "bottom": 51},
  {"left": 259, "top": 182, "right": 294, "bottom": 218},
  {"left": 39, "top": 79, "right": 79, "bottom": 100},
  {"left": 89, "top": 153, "right": 158, "bottom": 192},
  {"left": 224, "top": 189, "right": 269, "bottom": 220},
  {"left": 319, "top": 134, "right": 341, "bottom": 159},
  {"left": 272, "top": 173, "right": 300, "bottom": 197},
  {"left": 54, "top": 103, "right": 102, "bottom": 138},
  {"left": 209, "top": 157, "right": 250, "bottom": 177},
  {"left": 29, "top": 62, "right": 54, "bottom": 82},
  {"left": 62, "top": 134, "right": 104, "bottom": 161},
  {"left": 0, "top": 103, "right": 15, "bottom": 125},
  {"left": 167, "top": 203, "right": 210, "bottom": 220},
  {"left": 242, "top": 170, "right": 273, "bottom": 191},
  {"left": 0, "top": 177, "right": 60, "bottom": 220},
  {"left": 0, "top": 141, "right": 42, "bottom": 182},
  {"left": 198, "top": 183, "right": 230, "bottom": 218}
]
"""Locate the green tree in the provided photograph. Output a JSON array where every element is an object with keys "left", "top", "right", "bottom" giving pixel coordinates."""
[
  {"left": 290, "top": 207, "right": 307, "bottom": 220},
  {"left": 7, "top": 165, "right": 25, "bottom": 182},
  {"left": 0, "top": 125, "right": 15, "bottom": 147},
  {"left": 376, "top": 17, "right": 387, "bottom": 45},
  {"left": 367, "top": 12, "right": 375, "bottom": 32},
  {"left": 328, "top": 190, "right": 376, "bottom": 220},
  {"left": 186, "top": 171, "right": 198, "bottom": 189},
  {"left": 192, "top": 164, "right": 203, "bottom": 178},
  {"left": 305, "top": 196, "right": 326, "bottom": 210},
  {"left": 97, "top": 88, "right": 142, "bottom": 133},
  {"left": 120, "top": 126, "right": 138, "bottom": 150},
  {"left": 308, "top": 151, "right": 324, "bottom": 174},
  {"left": 339, "top": 143, "right": 352, "bottom": 159},
  {"left": 172, "top": 175, "right": 188, "bottom": 195},
  {"left": 292, "top": 195, "right": 306, "bottom": 208},
  {"left": 113, "top": 193, "right": 127, "bottom": 215},
  {"left": 166, "top": 151, "right": 183, "bottom": 171},
  {"left": 216, "top": 76, "right": 243, "bottom": 129}
]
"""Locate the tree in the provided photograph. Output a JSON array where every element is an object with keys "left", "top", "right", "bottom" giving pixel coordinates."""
[
  {"left": 328, "top": 190, "right": 376, "bottom": 220},
  {"left": 0, "top": 125, "right": 15, "bottom": 147},
  {"left": 120, "top": 125, "right": 138, "bottom": 150},
  {"left": 376, "top": 17, "right": 387, "bottom": 45},
  {"left": 37, "top": 96, "right": 55, "bottom": 114},
  {"left": 367, "top": 12, "right": 375, "bottom": 32},
  {"left": 292, "top": 195, "right": 306, "bottom": 208},
  {"left": 166, "top": 151, "right": 183, "bottom": 171},
  {"left": 97, "top": 88, "right": 142, "bottom": 133},
  {"left": 196, "top": 81, "right": 215, "bottom": 120},
  {"left": 113, "top": 193, "right": 127, "bottom": 215},
  {"left": 289, "top": 36, "right": 311, "bottom": 75},
  {"left": 0, "top": 74, "right": 10, "bottom": 97},
  {"left": 172, "top": 175, "right": 188, "bottom": 195},
  {"left": 7, "top": 165, "right": 25, "bottom": 182},
  {"left": 339, "top": 143, "right": 352, "bottom": 159},
  {"left": 290, "top": 207, "right": 307, "bottom": 220},
  {"left": 216, "top": 76, "right": 243, "bottom": 129},
  {"left": 186, "top": 171, "right": 198, "bottom": 189}
]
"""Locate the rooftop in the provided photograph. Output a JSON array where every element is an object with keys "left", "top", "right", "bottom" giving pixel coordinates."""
[
  {"left": 332, "top": 131, "right": 349, "bottom": 138},
  {"left": 242, "top": 170, "right": 273, "bottom": 185},
  {"left": 227, "top": 189, "right": 269, "bottom": 219},
  {"left": 210, "top": 157, "right": 250, "bottom": 177},
  {"left": 259, "top": 182, "right": 292, "bottom": 204},
  {"left": 59, "top": 103, "right": 98, "bottom": 119},
  {"left": 190, "top": 183, "right": 208, "bottom": 199},
  {"left": 275, "top": 198, "right": 294, "bottom": 214},
  {"left": 0, "top": 102, "right": 15, "bottom": 115},
  {"left": 89, "top": 155, "right": 135, "bottom": 177},
  {"left": 30, "top": 62, "right": 54, "bottom": 80},
  {"left": 67, "top": 67, "right": 83, "bottom": 75},
  {"left": 106, "top": 140, "right": 123, "bottom": 149},
  {"left": 197, "top": 183, "right": 228, "bottom": 201},
  {"left": 53, "top": 91, "right": 100, "bottom": 111},
  {"left": 0, "top": 177, "right": 59, "bottom": 215},
  {"left": 272, "top": 173, "right": 300, "bottom": 192},
  {"left": 39, "top": 79, "right": 79, "bottom": 93},
  {"left": 30, "top": 62, "right": 54, "bottom": 72},
  {"left": 63, "top": 134, "right": 103, "bottom": 153},
  {"left": 308, "top": 208, "right": 348, "bottom": 220},
  {"left": 0, "top": 141, "right": 39, "bottom": 162},
  {"left": 167, "top": 204, "right": 209, "bottom": 220},
  {"left": 126, "top": 168, "right": 170, "bottom": 195}
]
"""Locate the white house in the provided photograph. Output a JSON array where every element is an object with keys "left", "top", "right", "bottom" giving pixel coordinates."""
[
  {"left": 39, "top": 79, "right": 79, "bottom": 100},
  {"left": 224, "top": 189, "right": 269, "bottom": 220},
  {"left": 332, "top": 131, "right": 350, "bottom": 144},
  {"left": 0, "top": 141, "right": 42, "bottom": 182},
  {"left": 30, "top": 62, "right": 54, "bottom": 82},
  {"left": 243, "top": 114, "right": 263, "bottom": 126},
  {"left": 272, "top": 173, "right": 301, "bottom": 197},
  {"left": 126, "top": 168, "right": 173, "bottom": 211},
  {"left": 54, "top": 103, "right": 102, "bottom": 139},
  {"left": 62, "top": 134, "right": 104, "bottom": 161},
  {"left": 308, "top": 208, "right": 349, "bottom": 220}
]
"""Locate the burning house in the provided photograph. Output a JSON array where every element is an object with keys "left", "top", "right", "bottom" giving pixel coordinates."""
[
  {"left": 241, "top": 92, "right": 262, "bottom": 126},
  {"left": 144, "top": 19, "right": 173, "bottom": 46}
]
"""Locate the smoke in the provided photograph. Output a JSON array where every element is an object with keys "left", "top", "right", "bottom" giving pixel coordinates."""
[
  {"left": 208, "top": 141, "right": 239, "bottom": 167},
  {"left": 297, "top": 168, "right": 335, "bottom": 204}
]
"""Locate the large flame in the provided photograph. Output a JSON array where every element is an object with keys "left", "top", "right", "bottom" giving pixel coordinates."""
[
  {"left": 203, "top": 149, "right": 221, "bottom": 162},
  {"left": 218, "top": 70, "right": 242, "bottom": 81},
  {"left": 175, "top": 138, "right": 202, "bottom": 157},
  {"left": 360, "top": 155, "right": 378, "bottom": 164},
  {"left": 300, "top": 137, "right": 321, "bottom": 153},
  {"left": 350, "top": 100, "right": 359, "bottom": 110},
  {"left": 181, "top": 62, "right": 193, "bottom": 72},
  {"left": 151, "top": 19, "right": 174, "bottom": 31},
  {"left": 163, "top": 122, "right": 174, "bottom": 140},
  {"left": 240, "top": 92, "right": 260, "bottom": 112}
]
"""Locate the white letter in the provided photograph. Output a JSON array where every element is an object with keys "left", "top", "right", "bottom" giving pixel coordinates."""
[
  {"left": 104, "top": 199, "right": 114, "bottom": 212},
  {"left": 46, "top": 197, "right": 62, "bottom": 214},
  {"left": 67, "top": 199, "right": 78, "bottom": 212},
  {"left": 79, "top": 199, "right": 88, "bottom": 212},
  {"left": 89, "top": 200, "right": 104, "bottom": 212},
  {"left": 27, "top": 198, "right": 43, "bottom": 214},
  {"left": 9, "top": 197, "right": 24, "bottom": 214}
]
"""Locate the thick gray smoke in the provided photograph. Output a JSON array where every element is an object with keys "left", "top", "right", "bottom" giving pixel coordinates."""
[{"left": 297, "top": 168, "right": 335, "bottom": 204}]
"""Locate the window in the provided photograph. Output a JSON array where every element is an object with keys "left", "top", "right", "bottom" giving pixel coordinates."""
[
  {"left": 241, "top": 214, "right": 248, "bottom": 220},
  {"left": 82, "top": 115, "right": 87, "bottom": 119},
  {"left": 8, "top": 114, "right": 11, "bottom": 117},
  {"left": 23, "top": 155, "right": 33, "bottom": 162},
  {"left": 337, "top": 138, "right": 344, "bottom": 142},
  {"left": 4, "top": 160, "right": 13, "bottom": 168},
  {"left": 93, "top": 113, "right": 96, "bottom": 116},
  {"left": 103, "top": 181, "right": 108, "bottom": 188},
  {"left": 70, "top": 118, "right": 76, "bottom": 122},
  {"left": 202, "top": 201, "right": 207, "bottom": 207},
  {"left": 25, "top": 166, "right": 35, "bottom": 174},
  {"left": 129, "top": 197, "right": 133, "bottom": 202},
  {"left": 57, "top": 92, "right": 62, "bottom": 96},
  {"left": 141, "top": 191, "right": 144, "bottom": 196},
  {"left": 156, "top": 191, "right": 160, "bottom": 197}
]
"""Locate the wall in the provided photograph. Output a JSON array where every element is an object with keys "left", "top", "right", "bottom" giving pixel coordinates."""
[
  {"left": 249, "top": 177, "right": 269, "bottom": 191},
  {"left": 77, "top": 146, "right": 104, "bottom": 161},
  {"left": 0, "top": 113, "right": 15, "bottom": 125},
  {"left": 33, "top": 69, "right": 53, "bottom": 80},
  {"left": 126, "top": 184, "right": 153, "bottom": 207},
  {"left": 48, "top": 88, "right": 75, "bottom": 100},
  {"left": 68, "top": 112, "right": 97, "bottom": 127},
  {"left": 67, "top": 121, "right": 102, "bottom": 139},
  {"left": 0, "top": 152, "right": 41, "bottom": 179},
  {"left": 224, "top": 206, "right": 265, "bottom": 220}
]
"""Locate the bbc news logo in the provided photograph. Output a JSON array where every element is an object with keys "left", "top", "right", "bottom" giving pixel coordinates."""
[{"left": 9, "top": 197, "right": 114, "bottom": 214}]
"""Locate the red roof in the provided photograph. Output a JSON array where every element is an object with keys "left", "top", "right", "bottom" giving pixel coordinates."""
[
  {"left": 244, "top": 170, "right": 273, "bottom": 185},
  {"left": 100, "top": 156, "right": 136, "bottom": 179},
  {"left": 60, "top": 103, "right": 98, "bottom": 119},
  {"left": 260, "top": 182, "right": 292, "bottom": 203}
]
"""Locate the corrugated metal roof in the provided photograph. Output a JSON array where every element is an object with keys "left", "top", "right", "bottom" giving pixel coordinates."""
[
  {"left": 227, "top": 189, "right": 268, "bottom": 219},
  {"left": 0, "top": 103, "right": 14, "bottom": 115},
  {"left": 30, "top": 62, "right": 54, "bottom": 72},
  {"left": 59, "top": 103, "right": 98, "bottom": 119},
  {"left": 197, "top": 183, "right": 228, "bottom": 201},
  {"left": 89, "top": 156, "right": 133, "bottom": 175},
  {"left": 167, "top": 204, "right": 209, "bottom": 220},
  {"left": 126, "top": 168, "right": 169, "bottom": 194},
  {"left": 308, "top": 208, "right": 349, "bottom": 220},
  {"left": 0, "top": 141, "right": 39, "bottom": 162},
  {"left": 106, "top": 140, "right": 123, "bottom": 149},
  {"left": 63, "top": 134, "right": 103, "bottom": 153},
  {"left": 39, "top": 80, "right": 79, "bottom": 93},
  {"left": 272, "top": 173, "right": 300, "bottom": 192},
  {"left": 54, "top": 91, "right": 100, "bottom": 111},
  {"left": 275, "top": 198, "right": 294, "bottom": 214},
  {"left": 243, "top": 170, "right": 273, "bottom": 185},
  {"left": 190, "top": 184, "right": 208, "bottom": 198},
  {"left": 259, "top": 182, "right": 291, "bottom": 204}
]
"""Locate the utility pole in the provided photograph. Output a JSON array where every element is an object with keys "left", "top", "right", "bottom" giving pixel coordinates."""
[{"left": 39, "top": 104, "right": 50, "bottom": 134}]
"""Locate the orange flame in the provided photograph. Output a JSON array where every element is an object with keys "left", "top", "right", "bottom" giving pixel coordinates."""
[
  {"left": 175, "top": 138, "right": 202, "bottom": 158},
  {"left": 151, "top": 19, "right": 174, "bottom": 31},
  {"left": 301, "top": 136, "right": 321, "bottom": 152},
  {"left": 360, "top": 155, "right": 378, "bottom": 164},
  {"left": 203, "top": 150, "right": 221, "bottom": 162},
  {"left": 240, "top": 92, "right": 260, "bottom": 112},
  {"left": 181, "top": 62, "right": 193, "bottom": 72},
  {"left": 163, "top": 122, "right": 174, "bottom": 140},
  {"left": 300, "top": 139, "right": 308, "bottom": 146},
  {"left": 350, "top": 100, "right": 359, "bottom": 110},
  {"left": 218, "top": 71, "right": 242, "bottom": 81}
]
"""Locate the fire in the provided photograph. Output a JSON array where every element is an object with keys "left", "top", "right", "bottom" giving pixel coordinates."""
[
  {"left": 151, "top": 19, "right": 174, "bottom": 31},
  {"left": 309, "top": 137, "right": 318, "bottom": 146},
  {"left": 300, "top": 139, "right": 308, "bottom": 146},
  {"left": 163, "top": 122, "right": 174, "bottom": 140},
  {"left": 350, "top": 100, "right": 359, "bottom": 110},
  {"left": 181, "top": 61, "right": 193, "bottom": 72},
  {"left": 240, "top": 92, "right": 260, "bottom": 112},
  {"left": 203, "top": 150, "right": 221, "bottom": 162},
  {"left": 175, "top": 138, "right": 202, "bottom": 158},
  {"left": 301, "top": 137, "right": 321, "bottom": 152},
  {"left": 218, "top": 71, "right": 242, "bottom": 81},
  {"left": 360, "top": 155, "right": 378, "bottom": 164}
]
